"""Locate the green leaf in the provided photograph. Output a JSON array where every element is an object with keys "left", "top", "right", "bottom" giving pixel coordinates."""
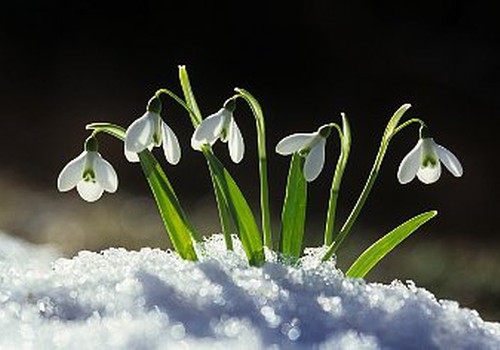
[
  {"left": 279, "top": 154, "right": 307, "bottom": 263},
  {"left": 383, "top": 103, "right": 412, "bottom": 142},
  {"left": 86, "top": 122, "right": 200, "bottom": 261},
  {"left": 204, "top": 149, "right": 265, "bottom": 266},
  {"left": 346, "top": 210, "right": 437, "bottom": 278},
  {"left": 139, "top": 151, "right": 200, "bottom": 261},
  {"left": 178, "top": 65, "right": 202, "bottom": 125}
]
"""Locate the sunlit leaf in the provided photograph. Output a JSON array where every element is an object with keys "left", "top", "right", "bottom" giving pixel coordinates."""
[
  {"left": 383, "top": 103, "right": 412, "bottom": 142},
  {"left": 346, "top": 210, "right": 437, "bottom": 278},
  {"left": 279, "top": 154, "right": 307, "bottom": 263},
  {"left": 178, "top": 65, "right": 202, "bottom": 125},
  {"left": 204, "top": 149, "right": 265, "bottom": 266}
]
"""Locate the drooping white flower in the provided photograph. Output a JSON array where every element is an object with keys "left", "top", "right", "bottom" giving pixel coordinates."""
[
  {"left": 191, "top": 102, "right": 244, "bottom": 163},
  {"left": 398, "top": 130, "right": 463, "bottom": 185},
  {"left": 57, "top": 137, "right": 118, "bottom": 202},
  {"left": 276, "top": 125, "right": 332, "bottom": 182},
  {"left": 125, "top": 96, "right": 181, "bottom": 165}
]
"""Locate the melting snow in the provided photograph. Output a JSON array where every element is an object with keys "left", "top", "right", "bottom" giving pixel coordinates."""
[{"left": 1, "top": 232, "right": 499, "bottom": 349}]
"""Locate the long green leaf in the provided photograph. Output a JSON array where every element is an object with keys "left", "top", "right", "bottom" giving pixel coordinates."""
[
  {"left": 86, "top": 122, "right": 200, "bottom": 261},
  {"left": 204, "top": 149, "right": 265, "bottom": 266},
  {"left": 346, "top": 210, "right": 437, "bottom": 278},
  {"left": 178, "top": 65, "right": 202, "bottom": 125},
  {"left": 279, "top": 154, "right": 307, "bottom": 263},
  {"left": 139, "top": 151, "right": 200, "bottom": 260},
  {"left": 383, "top": 103, "right": 411, "bottom": 142}
]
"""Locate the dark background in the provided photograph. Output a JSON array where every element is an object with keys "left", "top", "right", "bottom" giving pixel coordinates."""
[{"left": 1, "top": 1, "right": 499, "bottom": 319}]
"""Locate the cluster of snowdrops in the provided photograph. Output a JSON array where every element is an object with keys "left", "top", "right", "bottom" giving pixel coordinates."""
[{"left": 57, "top": 66, "right": 463, "bottom": 277}]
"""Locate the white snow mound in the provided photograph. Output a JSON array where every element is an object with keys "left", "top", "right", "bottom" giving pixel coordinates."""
[{"left": 1, "top": 232, "right": 499, "bottom": 349}]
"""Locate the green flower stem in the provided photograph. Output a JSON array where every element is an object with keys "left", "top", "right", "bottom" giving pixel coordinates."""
[
  {"left": 322, "top": 105, "right": 416, "bottom": 261},
  {"left": 155, "top": 89, "right": 199, "bottom": 127},
  {"left": 176, "top": 66, "right": 236, "bottom": 250},
  {"left": 233, "top": 88, "right": 273, "bottom": 249},
  {"left": 392, "top": 118, "right": 426, "bottom": 137},
  {"left": 322, "top": 146, "right": 383, "bottom": 261},
  {"left": 323, "top": 115, "right": 351, "bottom": 246}
]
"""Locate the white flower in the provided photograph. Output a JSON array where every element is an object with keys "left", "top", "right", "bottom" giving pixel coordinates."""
[
  {"left": 191, "top": 107, "right": 244, "bottom": 163},
  {"left": 275, "top": 125, "right": 331, "bottom": 182},
  {"left": 57, "top": 150, "right": 118, "bottom": 202},
  {"left": 125, "top": 97, "right": 181, "bottom": 165},
  {"left": 398, "top": 137, "right": 463, "bottom": 185}
]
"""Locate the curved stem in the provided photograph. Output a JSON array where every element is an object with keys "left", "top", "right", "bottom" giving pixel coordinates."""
[
  {"left": 322, "top": 111, "right": 421, "bottom": 261},
  {"left": 322, "top": 143, "right": 384, "bottom": 261},
  {"left": 392, "top": 118, "right": 425, "bottom": 137},
  {"left": 323, "top": 116, "right": 351, "bottom": 246},
  {"left": 233, "top": 88, "right": 273, "bottom": 249},
  {"left": 155, "top": 89, "right": 199, "bottom": 127}
]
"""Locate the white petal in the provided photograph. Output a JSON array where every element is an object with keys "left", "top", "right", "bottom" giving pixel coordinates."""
[
  {"left": 303, "top": 138, "right": 326, "bottom": 182},
  {"left": 93, "top": 152, "right": 118, "bottom": 193},
  {"left": 124, "top": 147, "right": 140, "bottom": 163},
  {"left": 417, "top": 162, "right": 442, "bottom": 184},
  {"left": 397, "top": 141, "right": 422, "bottom": 184},
  {"left": 275, "top": 133, "right": 316, "bottom": 155},
  {"left": 76, "top": 180, "right": 104, "bottom": 202},
  {"left": 125, "top": 144, "right": 154, "bottom": 162},
  {"left": 436, "top": 144, "right": 463, "bottom": 177},
  {"left": 125, "top": 112, "right": 156, "bottom": 153},
  {"left": 228, "top": 118, "right": 244, "bottom": 163},
  {"left": 57, "top": 151, "right": 87, "bottom": 192},
  {"left": 191, "top": 109, "right": 227, "bottom": 150},
  {"left": 162, "top": 122, "right": 181, "bottom": 165}
]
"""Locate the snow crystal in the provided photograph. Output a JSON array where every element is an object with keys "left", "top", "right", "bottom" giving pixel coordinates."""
[{"left": 1, "top": 231, "right": 499, "bottom": 349}]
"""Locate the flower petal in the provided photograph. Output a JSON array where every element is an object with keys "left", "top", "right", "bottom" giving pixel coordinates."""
[
  {"left": 275, "top": 133, "right": 316, "bottom": 155},
  {"left": 125, "top": 112, "right": 156, "bottom": 153},
  {"left": 303, "top": 138, "right": 326, "bottom": 182},
  {"left": 93, "top": 152, "right": 118, "bottom": 193},
  {"left": 228, "top": 118, "right": 244, "bottom": 163},
  {"left": 124, "top": 147, "right": 140, "bottom": 163},
  {"left": 436, "top": 144, "right": 463, "bottom": 177},
  {"left": 397, "top": 141, "right": 422, "bottom": 184},
  {"left": 191, "top": 109, "right": 227, "bottom": 150},
  {"left": 417, "top": 162, "right": 442, "bottom": 184},
  {"left": 162, "top": 122, "right": 181, "bottom": 165},
  {"left": 76, "top": 180, "right": 104, "bottom": 202},
  {"left": 57, "top": 151, "right": 87, "bottom": 192}
]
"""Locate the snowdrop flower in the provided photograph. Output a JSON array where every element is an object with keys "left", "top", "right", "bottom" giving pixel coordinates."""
[
  {"left": 57, "top": 137, "right": 118, "bottom": 202},
  {"left": 125, "top": 96, "right": 181, "bottom": 165},
  {"left": 191, "top": 100, "right": 244, "bottom": 163},
  {"left": 398, "top": 127, "right": 463, "bottom": 184},
  {"left": 276, "top": 124, "right": 334, "bottom": 182}
]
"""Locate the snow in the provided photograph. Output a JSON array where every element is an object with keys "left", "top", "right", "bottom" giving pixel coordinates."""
[{"left": 1, "top": 232, "right": 499, "bottom": 349}]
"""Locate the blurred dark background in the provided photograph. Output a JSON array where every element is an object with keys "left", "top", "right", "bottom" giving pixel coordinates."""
[{"left": 1, "top": 1, "right": 499, "bottom": 319}]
